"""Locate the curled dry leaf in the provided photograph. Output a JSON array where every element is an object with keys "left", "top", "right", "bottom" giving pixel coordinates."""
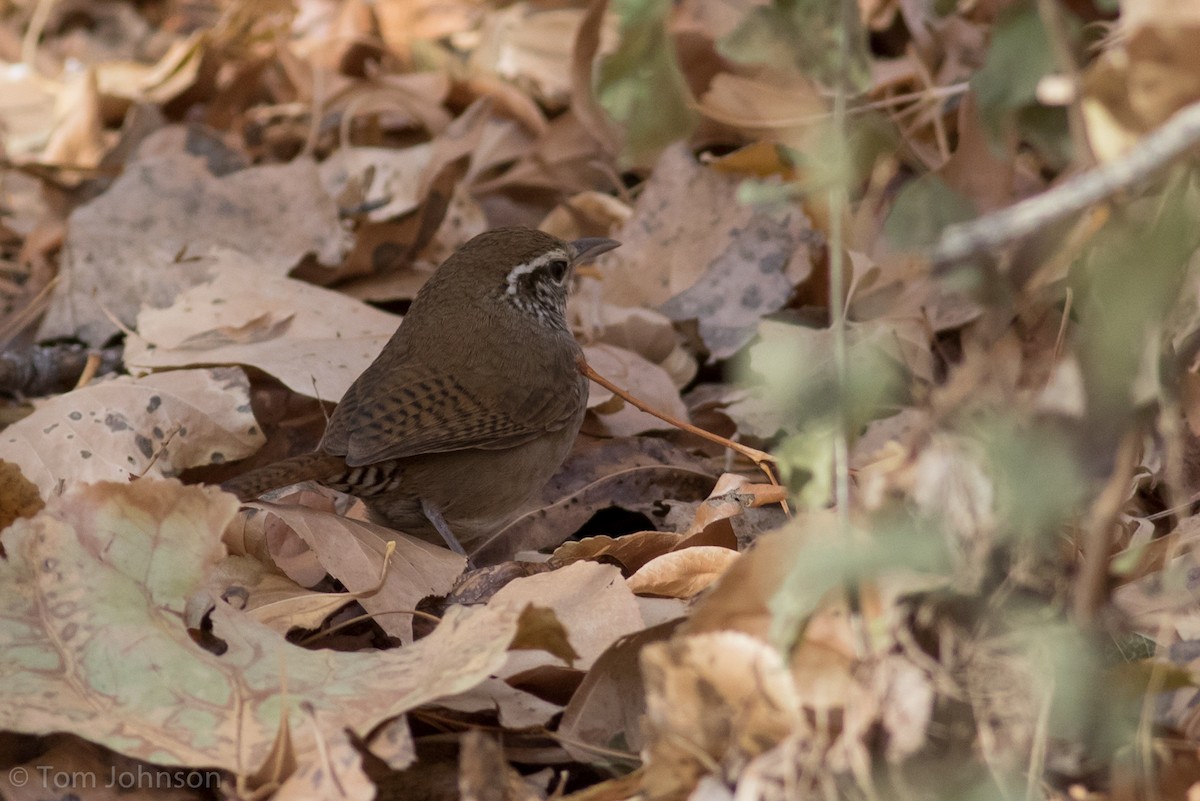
[
  {"left": 541, "top": 190, "right": 632, "bottom": 241},
  {"left": 554, "top": 530, "right": 684, "bottom": 575},
  {"left": 472, "top": 5, "right": 604, "bottom": 107},
  {"left": 249, "top": 500, "right": 466, "bottom": 644},
  {"left": 0, "top": 480, "right": 535, "bottom": 777},
  {"left": 2, "top": 367, "right": 264, "bottom": 499},
  {"left": 557, "top": 619, "right": 681, "bottom": 762},
  {"left": 641, "top": 631, "right": 802, "bottom": 801},
  {"left": 205, "top": 554, "right": 355, "bottom": 636},
  {"left": 0, "top": 60, "right": 62, "bottom": 157},
  {"left": 627, "top": 546, "right": 740, "bottom": 599},
  {"left": 125, "top": 249, "right": 398, "bottom": 401},
  {"left": 694, "top": 69, "right": 826, "bottom": 151},
  {"left": 553, "top": 473, "right": 748, "bottom": 575},
  {"left": 684, "top": 522, "right": 808, "bottom": 640},
  {"left": 490, "top": 561, "right": 645, "bottom": 677},
  {"left": 39, "top": 137, "right": 351, "bottom": 345},
  {"left": 319, "top": 144, "right": 435, "bottom": 222},
  {"left": 437, "top": 676, "right": 565, "bottom": 729}
]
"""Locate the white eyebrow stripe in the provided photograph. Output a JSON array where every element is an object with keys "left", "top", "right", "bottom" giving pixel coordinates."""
[{"left": 505, "top": 249, "right": 569, "bottom": 295}]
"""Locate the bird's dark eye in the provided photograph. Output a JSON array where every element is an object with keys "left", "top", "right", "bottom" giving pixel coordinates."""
[{"left": 546, "top": 259, "right": 570, "bottom": 282}]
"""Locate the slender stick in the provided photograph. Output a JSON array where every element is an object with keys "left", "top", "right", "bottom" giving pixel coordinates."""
[
  {"left": 933, "top": 97, "right": 1200, "bottom": 266},
  {"left": 577, "top": 356, "right": 785, "bottom": 494}
]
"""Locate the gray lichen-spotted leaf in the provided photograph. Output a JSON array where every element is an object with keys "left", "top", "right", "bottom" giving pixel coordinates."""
[{"left": 658, "top": 207, "right": 817, "bottom": 359}]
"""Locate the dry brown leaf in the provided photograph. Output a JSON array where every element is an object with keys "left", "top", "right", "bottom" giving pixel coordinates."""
[
  {"left": 437, "top": 676, "right": 565, "bottom": 729},
  {"left": 125, "top": 249, "right": 399, "bottom": 400},
  {"left": 0, "top": 61, "right": 61, "bottom": 157},
  {"left": 490, "top": 561, "right": 645, "bottom": 677},
  {"left": 1082, "top": 17, "right": 1200, "bottom": 159},
  {"left": 0, "top": 459, "right": 44, "bottom": 531},
  {"left": 39, "top": 135, "right": 351, "bottom": 345},
  {"left": 3, "top": 367, "right": 263, "bottom": 499},
  {"left": 557, "top": 620, "right": 681, "bottom": 763},
  {"left": 250, "top": 500, "right": 466, "bottom": 643},
  {"left": 0, "top": 480, "right": 534, "bottom": 777},
  {"left": 96, "top": 33, "right": 207, "bottom": 106},
  {"left": 641, "top": 632, "right": 803, "bottom": 800},
  {"left": 39, "top": 68, "right": 108, "bottom": 174},
  {"left": 541, "top": 190, "right": 632, "bottom": 241},
  {"left": 627, "top": 546, "right": 740, "bottom": 598},
  {"left": 375, "top": 0, "right": 482, "bottom": 56},
  {"left": 684, "top": 521, "right": 809, "bottom": 640},
  {"left": 472, "top": 5, "right": 603, "bottom": 107},
  {"left": 206, "top": 554, "right": 354, "bottom": 635},
  {"left": 274, "top": 729, "right": 375, "bottom": 801},
  {"left": 675, "top": 472, "right": 760, "bottom": 549},
  {"left": 319, "top": 144, "right": 435, "bottom": 221},
  {"left": 695, "top": 69, "right": 826, "bottom": 150},
  {"left": 475, "top": 111, "right": 615, "bottom": 196},
  {"left": 320, "top": 72, "right": 454, "bottom": 138},
  {"left": 554, "top": 530, "right": 684, "bottom": 574},
  {"left": 573, "top": 302, "right": 696, "bottom": 388},
  {"left": 597, "top": 145, "right": 815, "bottom": 357},
  {"left": 938, "top": 92, "right": 1017, "bottom": 213},
  {"left": 583, "top": 343, "right": 690, "bottom": 436},
  {"left": 511, "top": 604, "right": 581, "bottom": 666}
]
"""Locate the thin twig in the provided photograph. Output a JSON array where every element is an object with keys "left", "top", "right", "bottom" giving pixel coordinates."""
[
  {"left": 577, "top": 356, "right": 786, "bottom": 492},
  {"left": 73, "top": 352, "right": 101, "bottom": 389},
  {"left": 0, "top": 276, "right": 59, "bottom": 351},
  {"left": 134, "top": 424, "right": 181, "bottom": 479},
  {"left": 933, "top": 97, "right": 1200, "bottom": 266},
  {"left": 1072, "top": 430, "right": 1138, "bottom": 623}
]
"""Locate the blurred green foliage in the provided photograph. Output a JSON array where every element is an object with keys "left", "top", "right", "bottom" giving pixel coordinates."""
[
  {"left": 971, "top": 3, "right": 1074, "bottom": 163},
  {"left": 885, "top": 173, "right": 977, "bottom": 250},
  {"left": 590, "top": 0, "right": 1200, "bottom": 791},
  {"left": 718, "top": 0, "right": 871, "bottom": 93},
  {"left": 595, "top": 0, "right": 697, "bottom": 168}
]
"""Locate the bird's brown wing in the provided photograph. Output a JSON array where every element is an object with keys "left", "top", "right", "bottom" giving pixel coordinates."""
[{"left": 320, "top": 363, "right": 583, "bottom": 467}]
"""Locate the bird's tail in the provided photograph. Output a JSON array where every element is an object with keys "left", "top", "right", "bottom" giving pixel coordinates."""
[{"left": 219, "top": 452, "right": 347, "bottom": 501}]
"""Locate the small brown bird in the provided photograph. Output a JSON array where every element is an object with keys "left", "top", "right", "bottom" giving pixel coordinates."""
[{"left": 223, "top": 227, "right": 620, "bottom": 560}]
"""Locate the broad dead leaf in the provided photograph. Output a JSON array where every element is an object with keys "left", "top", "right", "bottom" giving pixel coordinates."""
[
  {"left": 2, "top": 367, "right": 264, "bottom": 499},
  {"left": 641, "top": 632, "right": 803, "bottom": 801},
  {"left": 490, "top": 561, "right": 645, "bottom": 677},
  {"left": 39, "top": 134, "right": 351, "bottom": 345},
  {"left": 596, "top": 144, "right": 814, "bottom": 356},
  {"left": 0, "top": 479, "right": 536, "bottom": 777},
  {"left": 125, "top": 249, "right": 399, "bottom": 400},
  {"left": 626, "top": 546, "right": 740, "bottom": 598},
  {"left": 248, "top": 500, "right": 466, "bottom": 643},
  {"left": 557, "top": 620, "right": 681, "bottom": 762}
]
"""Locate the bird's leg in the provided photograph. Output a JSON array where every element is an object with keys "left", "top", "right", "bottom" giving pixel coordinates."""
[{"left": 420, "top": 498, "right": 474, "bottom": 568}]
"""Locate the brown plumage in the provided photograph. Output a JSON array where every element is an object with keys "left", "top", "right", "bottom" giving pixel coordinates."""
[{"left": 221, "top": 227, "right": 620, "bottom": 560}]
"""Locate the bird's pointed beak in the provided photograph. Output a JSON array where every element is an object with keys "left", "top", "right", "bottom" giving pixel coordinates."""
[{"left": 570, "top": 237, "right": 621, "bottom": 263}]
